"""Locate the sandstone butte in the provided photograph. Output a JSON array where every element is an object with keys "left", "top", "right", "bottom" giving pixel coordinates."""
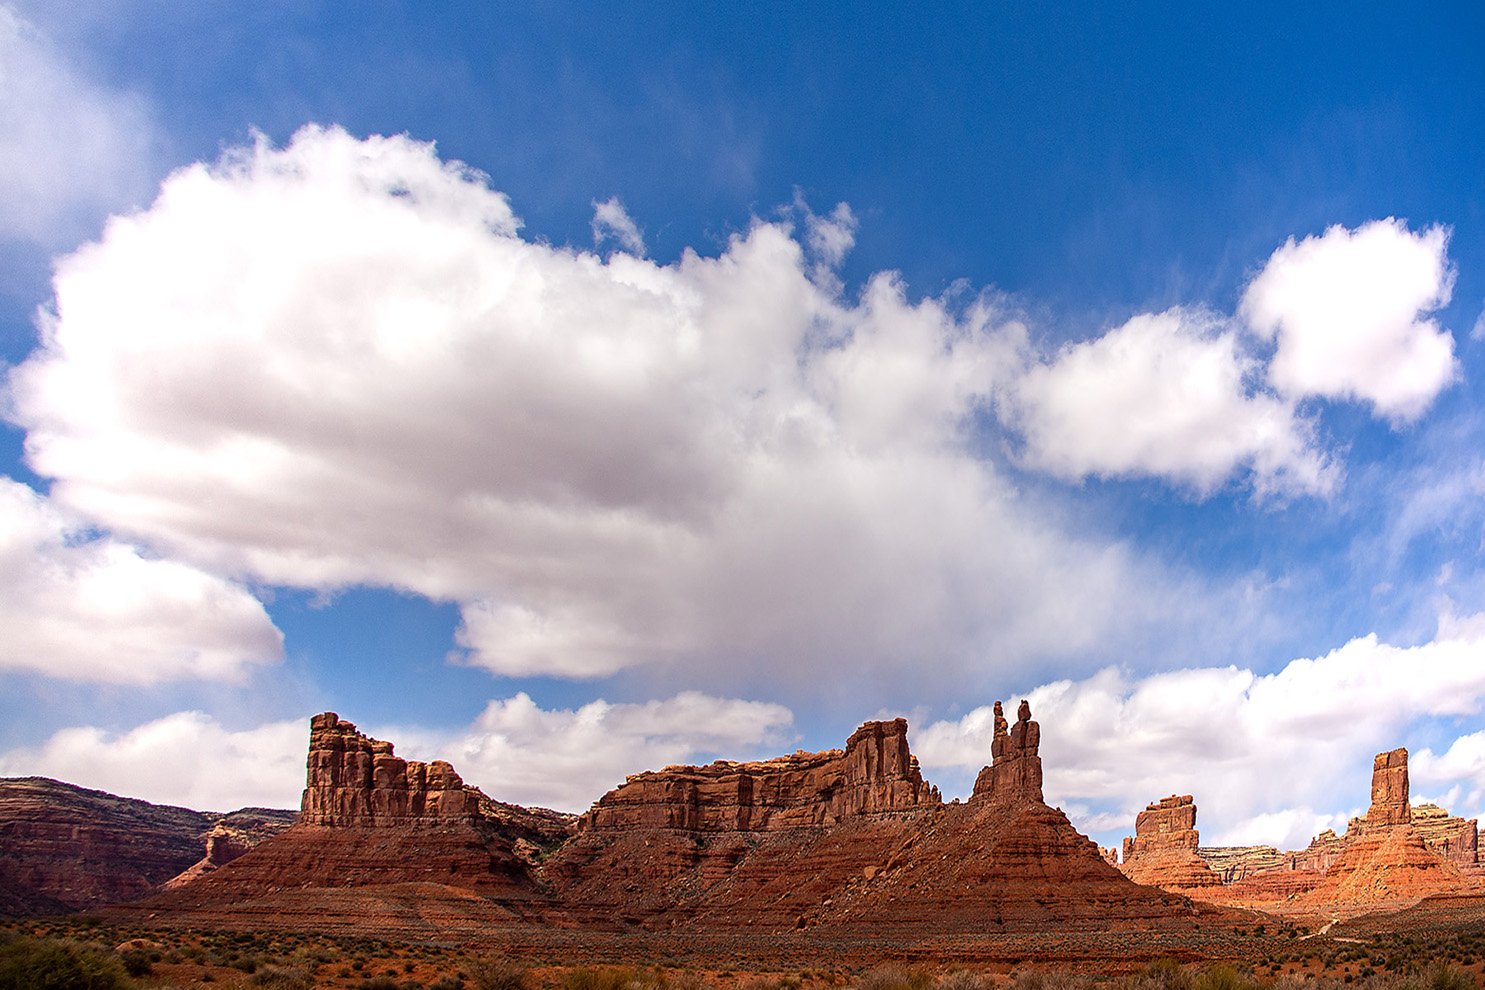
[
  {"left": 1116, "top": 747, "right": 1483, "bottom": 919},
  {"left": 125, "top": 701, "right": 1204, "bottom": 936}
]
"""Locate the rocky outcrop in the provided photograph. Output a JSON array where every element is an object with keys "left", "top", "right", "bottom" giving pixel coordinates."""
[
  {"left": 1179, "top": 747, "right": 1480, "bottom": 917},
  {"left": 1365, "top": 747, "right": 1412, "bottom": 829},
  {"left": 548, "top": 701, "right": 1201, "bottom": 932},
  {"left": 301, "top": 713, "right": 481, "bottom": 826},
  {"left": 571, "top": 718, "right": 939, "bottom": 838},
  {"left": 1196, "top": 844, "right": 1286, "bottom": 882},
  {"left": 1411, "top": 804, "right": 1480, "bottom": 871},
  {"left": 0, "top": 777, "right": 294, "bottom": 914},
  {"left": 1119, "top": 795, "right": 1224, "bottom": 890},
  {"left": 142, "top": 714, "right": 574, "bottom": 918},
  {"left": 970, "top": 700, "right": 1043, "bottom": 807},
  {"left": 162, "top": 811, "right": 293, "bottom": 889},
  {"left": 1295, "top": 824, "right": 1468, "bottom": 914}
]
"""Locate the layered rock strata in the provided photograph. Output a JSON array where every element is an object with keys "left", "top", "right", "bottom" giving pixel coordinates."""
[
  {"left": 1168, "top": 747, "right": 1479, "bottom": 916},
  {"left": 301, "top": 712, "right": 481, "bottom": 826},
  {"left": 573, "top": 717, "right": 940, "bottom": 835},
  {"left": 1410, "top": 804, "right": 1480, "bottom": 872},
  {"left": 971, "top": 701, "right": 1043, "bottom": 807},
  {"left": 1118, "top": 795, "right": 1224, "bottom": 890},
  {"left": 548, "top": 701, "right": 1200, "bottom": 932},
  {"left": 0, "top": 777, "right": 294, "bottom": 914},
  {"left": 141, "top": 714, "right": 574, "bottom": 918}
]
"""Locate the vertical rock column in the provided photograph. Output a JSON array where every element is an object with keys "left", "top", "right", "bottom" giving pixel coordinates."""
[
  {"left": 1367, "top": 748, "right": 1411, "bottom": 828},
  {"left": 971, "top": 700, "right": 1044, "bottom": 808}
]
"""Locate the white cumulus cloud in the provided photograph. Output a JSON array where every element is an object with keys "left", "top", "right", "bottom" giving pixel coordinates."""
[
  {"left": 0, "top": 476, "right": 283, "bottom": 683},
  {"left": 1002, "top": 308, "right": 1336, "bottom": 497},
  {"left": 1242, "top": 218, "right": 1458, "bottom": 423},
  {"left": 429, "top": 690, "right": 795, "bottom": 812},
  {"left": 6, "top": 124, "right": 1158, "bottom": 695},
  {"left": 0, "top": 711, "right": 307, "bottom": 811},
  {"left": 915, "top": 614, "right": 1485, "bottom": 849}
]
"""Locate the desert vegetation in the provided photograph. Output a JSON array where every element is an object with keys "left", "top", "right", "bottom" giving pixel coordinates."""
[{"left": 0, "top": 917, "right": 1482, "bottom": 990}]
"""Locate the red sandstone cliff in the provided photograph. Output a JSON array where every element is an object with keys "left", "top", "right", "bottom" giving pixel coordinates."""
[
  {"left": 0, "top": 777, "right": 294, "bottom": 915},
  {"left": 1118, "top": 795, "right": 1224, "bottom": 891},
  {"left": 546, "top": 701, "right": 1198, "bottom": 932},
  {"left": 1178, "top": 746, "right": 1479, "bottom": 917},
  {"left": 141, "top": 714, "right": 573, "bottom": 919}
]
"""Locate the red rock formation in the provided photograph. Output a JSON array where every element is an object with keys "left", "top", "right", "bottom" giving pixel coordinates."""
[
  {"left": 970, "top": 700, "right": 1044, "bottom": 808},
  {"left": 1365, "top": 747, "right": 1411, "bottom": 829},
  {"left": 1411, "top": 803, "right": 1480, "bottom": 871},
  {"left": 162, "top": 811, "right": 292, "bottom": 890},
  {"left": 301, "top": 713, "right": 481, "bottom": 826},
  {"left": 141, "top": 714, "right": 574, "bottom": 919},
  {"left": 0, "top": 776, "right": 294, "bottom": 914},
  {"left": 571, "top": 717, "right": 939, "bottom": 838},
  {"left": 1118, "top": 795, "right": 1224, "bottom": 891},
  {"left": 1295, "top": 824, "right": 1468, "bottom": 915},
  {"left": 549, "top": 702, "right": 1201, "bottom": 932}
]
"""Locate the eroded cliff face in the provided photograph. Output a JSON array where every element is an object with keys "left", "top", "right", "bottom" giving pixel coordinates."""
[
  {"left": 139, "top": 713, "right": 574, "bottom": 920},
  {"left": 0, "top": 778, "right": 294, "bottom": 914},
  {"left": 548, "top": 701, "right": 1198, "bottom": 932},
  {"left": 1117, "top": 795, "right": 1224, "bottom": 890},
  {"left": 1168, "top": 747, "right": 1480, "bottom": 917},
  {"left": 300, "top": 713, "right": 482, "bottom": 826},
  {"left": 571, "top": 717, "right": 939, "bottom": 837}
]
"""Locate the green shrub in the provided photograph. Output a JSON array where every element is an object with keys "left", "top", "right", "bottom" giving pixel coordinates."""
[
  {"left": 120, "top": 948, "right": 153, "bottom": 977},
  {"left": 252, "top": 965, "right": 313, "bottom": 990},
  {"left": 1428, "top": 963, "right": 1476, "bottom": 990},
  {"left": 0, "top": 933, "right": 131, "bottom": 990},
  {"left": 468, "top": 957, "right": 530, "bottom": 990},
  {"left": 1192, "top": 965, "right": 1255, "bottom": 990},
  {"left": 562, "top": 967, "right": 638, "bottom": 990}
]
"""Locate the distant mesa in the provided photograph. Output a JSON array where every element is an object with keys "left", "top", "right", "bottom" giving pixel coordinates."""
[{"left": 1117, "top": 745, "right": 1482, "bottom": 918}]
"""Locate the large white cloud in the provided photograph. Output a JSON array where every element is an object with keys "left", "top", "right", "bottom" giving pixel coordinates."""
[
  {"left": 0, "top": 711, "right": 307, "bottom": 811},
  {"left": 0, "top": 4, "right": 157, "bottom": 246},
  {"left": 6, "top": 124, "right": 1155, "bottom": 692},
  {"left": 1242, "top": 218, "right": 1457, "bottom": 423},
  {"left": 0, "top": 476, "right": 283, "bottom": 682},
  {"left": 915, "top": 614, "right": 1485, "bottom": 849},
  {"left": 1002, "top": 308, "right": 1336, "bottom": 497},
  {"left": 429, "top": 690, "right": 795, "bottom": 812}
]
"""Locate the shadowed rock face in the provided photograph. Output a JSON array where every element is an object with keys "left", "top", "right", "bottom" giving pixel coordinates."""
[{"left": 0, "top": 778, "right": 293, "bottom": 914}]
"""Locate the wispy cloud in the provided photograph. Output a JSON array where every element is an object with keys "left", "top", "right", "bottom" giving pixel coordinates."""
[{"left": 0, "top": 3, "right": 158, "bottom": 246}]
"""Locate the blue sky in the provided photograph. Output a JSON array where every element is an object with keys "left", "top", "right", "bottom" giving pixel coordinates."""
[{"left": 2, "top": 1, "right": 1484, "bottom": 853}]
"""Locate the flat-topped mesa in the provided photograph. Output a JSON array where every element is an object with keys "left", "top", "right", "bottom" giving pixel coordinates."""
[
  {"left": 1365, "top": 747, "right": 1410, "bottom": 830},
  {"left": 1410, "top": 804, "right": 1480, "bottom": 870},
  {"left": 574, "top": 717, "right": 940, "bottom": 834},
  {"left": 970, "top": 700, "right": 1043, "bottom": 808},
  {"left": 300, "top": 712, "right": 480, "bottom": 826}
]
